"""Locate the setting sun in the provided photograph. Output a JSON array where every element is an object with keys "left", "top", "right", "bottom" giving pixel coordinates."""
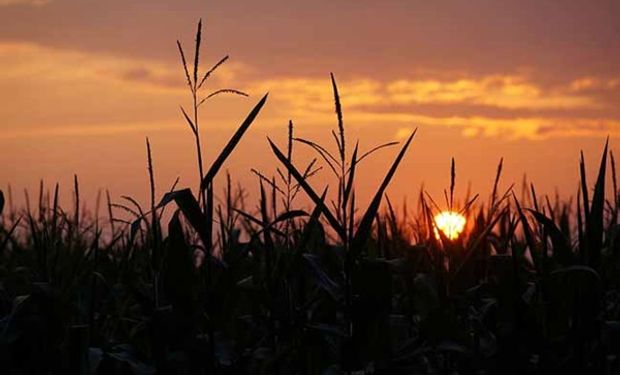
[{"left": 433, "top": 211, "right": 466, "bottom": 240}]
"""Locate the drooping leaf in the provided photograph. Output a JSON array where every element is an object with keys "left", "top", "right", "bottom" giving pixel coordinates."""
[
  {"left": 528, "top": 209, "right": 572, "bottom": 265},
  {"left": 513, "top": 193, "right": 542, "bottom": 274},
  {"left": 273, "top": 210, "right": 308, "bottom": 224},
  {"left": 199, "top": 88, "right": 248, "bottom": 105},
  {"left": 300, "top": 188, "right": 328, "bottom": 250},
  {"left": 293, "top": 137, "right": 339, "bottom": 176},
  {"left": 130, "top": 218, "right": 143, "bottom": 244},
  {"left": 158, "top": 188, "right": 209, "bottom": 246},
  {"left": 353, "top": 142, "right": 399, "bottom": 168}
]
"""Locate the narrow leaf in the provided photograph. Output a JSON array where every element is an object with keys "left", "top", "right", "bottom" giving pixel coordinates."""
[
  {"left": 201, "top": 93, "right": 268, "bottom": 190},
  {"left": 587, "top": 138, "right": 608, "bottom": 269},
  {"left": 269, "top": 138, "right": 346, "bottom": 240},
  {"left": 352, "top": 129, "right": 417, "bottom": 251}
]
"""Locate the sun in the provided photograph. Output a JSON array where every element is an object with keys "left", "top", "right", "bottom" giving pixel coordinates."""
[{"left": 433, "top": 211, "right": 466, "bottom": 240}]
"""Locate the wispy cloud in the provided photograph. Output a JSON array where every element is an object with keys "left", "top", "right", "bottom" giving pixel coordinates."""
[
  {"left": 0, "top": 42, "right": 180, "bottom": 91},
  {"left": 386, "top": 76, "right": 596, "bottom": 110},
  {"left": 0, "top": 122, "right": 180, "bottom": 140},
  {"left": 0, "top": 42, "right": 245, "bottom": 92},
  {"left": 250, "top": 74, "right": 620, "bottom": 139},
  {"left": 0, "top": 0, "right": 49, "bottom": 6},
  {"left": 0, "top": 42, "right": 618, "bottom": 140},
  {"left": 0, "top": 42, "right": 250, "bottom": 134},
  {"left": 253, "top": 75, "right": 605, "bottom": 113}
]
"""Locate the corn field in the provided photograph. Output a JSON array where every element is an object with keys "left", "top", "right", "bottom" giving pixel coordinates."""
[{"left": 1, "top": 21, "right": 620, "bottom": 375}]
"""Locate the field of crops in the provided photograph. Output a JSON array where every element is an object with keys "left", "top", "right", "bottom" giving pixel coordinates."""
[{"left": 1, "top": 22, "right": 620, "bottom": 374}]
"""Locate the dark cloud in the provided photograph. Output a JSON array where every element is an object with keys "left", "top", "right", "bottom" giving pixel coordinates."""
[{"left": 0, "top": 0, "right": 617, "bottom": 80}]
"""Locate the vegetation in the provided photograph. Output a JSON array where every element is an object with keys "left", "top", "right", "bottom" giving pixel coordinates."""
[{"left": 1, "top": 21, "right": 620, "bottom": 374}]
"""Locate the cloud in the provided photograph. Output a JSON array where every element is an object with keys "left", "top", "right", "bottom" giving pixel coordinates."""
[
  {"left": 0, "top": 41, "right": 252, "bottom": 134},
  {"left": 249, "top": 74, "right": 620, "bottom": 140},
  {"left": 249, "top": 75, "right": 620, "bottom": 140},
  {"left": 386, "top": 76, "right": 596, "bottom": 110},
  {"left": 0, "top": 42, "right": 180, "bottom": 91},
  {"left": 0, "top": 121, "right": 180, "bottom": 140},
  {"left": 0, "top": 41, "right": 618, "bottom": 141},
  {"left": 253, "top": 74, "right": 602, "bottom": 113},
  {"left": 569, "top": 77, "right": 620, "bottom": 93},
  {"left": 0, "top": 42, "right": 245, "bottom": 93},
  {"left": 0, "top": 0, "right": 49, "bottom": 6}
]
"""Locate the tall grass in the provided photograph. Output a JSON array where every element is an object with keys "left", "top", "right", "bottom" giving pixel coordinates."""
[{"left": 1, "top": 20, "right": 620, "bottom": 375}]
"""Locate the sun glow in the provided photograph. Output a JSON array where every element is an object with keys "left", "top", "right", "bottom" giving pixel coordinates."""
[{"left": 433, "top": 211, "right": 466, "bottom": 240}]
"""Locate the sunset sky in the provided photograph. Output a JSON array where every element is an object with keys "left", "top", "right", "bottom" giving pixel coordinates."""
[{"left": 1, "top": 0, "right": 619, "bottom": 211}]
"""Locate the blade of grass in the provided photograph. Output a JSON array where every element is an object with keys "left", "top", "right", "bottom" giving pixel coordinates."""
[
  {"left": 587, "top": 138, "right": 608, "bottom": 269},
  {"left": 577, "top": 185, "right": 586, "bottom": 264},
  {"left": 450, "top": 158, "right": 455, "bottom": 211},
  {"left": 611, "top": 151, "right": 618, "bottom": 224},
  {"left": 74, "top": 175, "right": 80, "bottom": 228},
  {"left": 200, "top": 93, "right": 268, "bottom": 190},
  {"left": 268, "top": 138, "right": 345, "bottom": 240},
  {"left": 580, "top": 151, "right": 590, "bottom": 221},
  {"left": 512, "top": 192, "right": 541, "bottom": 274},
  {"left": 180, "top": 106, "right": 197, "bottom": 135},
  {"left": 351, "top": 129, "right": 417, "bottom": 251}
]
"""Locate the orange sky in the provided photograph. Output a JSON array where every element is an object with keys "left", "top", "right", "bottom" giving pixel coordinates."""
[{"left": 1, "top": 0, "right": 619, "bottom": 212}]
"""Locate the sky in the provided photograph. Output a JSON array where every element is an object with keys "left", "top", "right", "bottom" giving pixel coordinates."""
[{"left": 0, "top": 0, "right": 619, "bottom": 213}]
